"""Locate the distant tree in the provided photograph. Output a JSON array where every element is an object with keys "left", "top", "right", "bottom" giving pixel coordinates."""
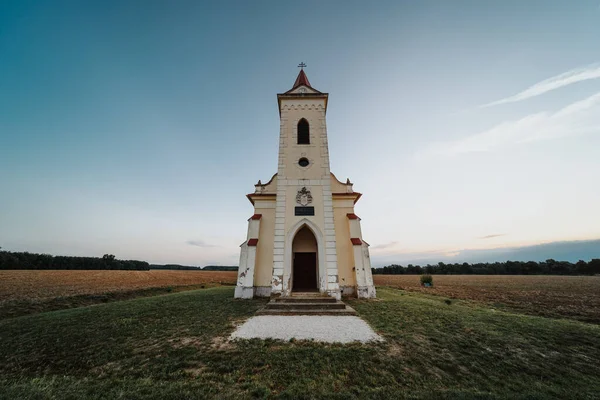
[
  {"left": 523, "top": 261, "right": 539, "bottom": 275},
  {"left": 590, "top": 259, "right": 600, "bottom": 275},
  {"left": 575, "top": 260, "right": 590, "bottom": 275}
]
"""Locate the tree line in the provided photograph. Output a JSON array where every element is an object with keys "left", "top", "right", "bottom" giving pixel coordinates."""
[
  {"left": 372, "top": 259, "right": 600, "bottom": 276},
  {"left": 0, "top": 251, "right": 150, "bottom": 270},
  {"left": 149, "top": 264, "right": 202, "bottom": 271},
  {"left": 148, "top": 265, "right": 238, "bottom": 271},
  {"left": 202, "top": 265, "right": 238, "bottom": 271}
]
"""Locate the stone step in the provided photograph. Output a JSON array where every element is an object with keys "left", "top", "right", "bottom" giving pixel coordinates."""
[
  {"left": 266, "top": 302, "right": 346, "bottom": 310},
  {"left": 289, "top": 292, "right": 329, "bottom": 297},
  {"left": 256, "top": 307, "right": 357, "bottom": 316},
  {"left": 257, "top": 298, "right": 357, "bottom": 316},
  {"left": 273, "top": 297, "right": 337, "bottom": 303}
]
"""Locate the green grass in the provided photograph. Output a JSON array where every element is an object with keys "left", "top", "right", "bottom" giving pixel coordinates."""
[
  {"left": 1, "top": 287, "right": 599, "bottom": 399},
  {"left": 0, "top": 283, "right": 226, "bottom": 320}
]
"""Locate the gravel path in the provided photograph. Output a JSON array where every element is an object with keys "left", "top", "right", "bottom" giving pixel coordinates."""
[{"left": 230, "top": 315, "right": 382, "bottom": 343}]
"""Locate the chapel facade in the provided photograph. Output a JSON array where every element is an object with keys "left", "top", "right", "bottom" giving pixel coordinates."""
[{"left": 234, "top": 67, "right": 376, "bottom": 300}]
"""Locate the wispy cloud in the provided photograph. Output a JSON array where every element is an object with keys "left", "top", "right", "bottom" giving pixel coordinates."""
[
  {"left": 370, "top": 241, "right": 399, "bottom": 250},
  {"left": 480, "top": 63, "right": 600, "bottom": 108},
  {"left": 444, "top": 251, "right": 460, "bottom": 257},
  {"left": 186, "top": 240, "right": 217, "bottom": 248},
  {"left": 479, "top": 234, "right": 506, "bottom": 240},
  {"left": 423, "top": 92, "right": 600, "bottom": 156}
]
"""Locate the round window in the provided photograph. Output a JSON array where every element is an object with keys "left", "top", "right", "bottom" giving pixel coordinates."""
[{"left": 298, "top": 157, "right": 309, "bottom": 167}]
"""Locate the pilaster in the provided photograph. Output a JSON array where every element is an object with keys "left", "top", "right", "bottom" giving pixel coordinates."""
[
  {"left": 271, "top": 112, "right": 287, "bottom": 295},
  {"left": 319, "top": 111, "right": 340, "bottom": 299},
  {"left": 234, "top": 215, "right": 261, "bottom": 299},
  {"left": 347, "top": 215, "right": 376, "bottom": 299}
]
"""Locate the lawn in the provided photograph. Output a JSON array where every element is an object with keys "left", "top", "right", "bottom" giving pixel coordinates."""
[{"left": 1, "top": 286, "right": 599, "bottom": 399}]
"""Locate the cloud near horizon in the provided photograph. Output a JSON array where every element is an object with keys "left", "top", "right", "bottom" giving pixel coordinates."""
[
  {"left": 370, "top": 241, "right": 399, "bottom": 250},
  {"left": 186, "top": 240, "right": 217, "bottom": 248},
  {"left": 479, "top": 234, "right": 506, "bottom": 239},
  {"left": 479, "top": 63, "right": 600, "bottom": 108},
  {"left": 422, "top": 91, "right": 600, "bottom": 156}
]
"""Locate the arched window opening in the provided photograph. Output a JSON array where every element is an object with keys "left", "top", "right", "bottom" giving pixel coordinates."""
[{"left": 297, "top": 119, "right": 310, "bottom": 144}]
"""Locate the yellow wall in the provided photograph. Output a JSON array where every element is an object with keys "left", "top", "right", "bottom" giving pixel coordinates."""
[
  {"left": 253, "top": 203, "right": 275, "bottom": 287},
  {"left": 333, "top": 202, "right": 356, "bottom": 288},
  {"left": 256, "top": 174, "right": 277, "bottom": 194},
  {"left": 330, "top": 172, "right": 350, "bottom": 192},
  {"left": 292, "top": 227, "right": 317, "bottom": 252}
]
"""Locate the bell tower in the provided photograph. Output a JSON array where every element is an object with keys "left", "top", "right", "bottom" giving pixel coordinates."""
[
  {"left": 271, "top": 65, "right": 341, "bottom": 299},
  {"left": 235, "top": 65, "right": 376, "bottom": 300}
]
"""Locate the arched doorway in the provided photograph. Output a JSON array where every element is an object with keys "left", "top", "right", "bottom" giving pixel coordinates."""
[{"left": 292, "top": 226, "right": 318, "bottom": 292}]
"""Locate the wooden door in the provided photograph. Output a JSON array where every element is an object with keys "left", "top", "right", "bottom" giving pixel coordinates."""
[{"left": 293, "top": 252, "right": 317, "bottom": 291}]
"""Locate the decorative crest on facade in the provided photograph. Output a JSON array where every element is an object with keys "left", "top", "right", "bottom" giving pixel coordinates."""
[{"left": 295, "top": 187, "right": 313, "bottom": 206}]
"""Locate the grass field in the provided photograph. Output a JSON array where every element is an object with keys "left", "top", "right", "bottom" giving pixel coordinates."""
[
  {"left": 0, "top": 270, "right": 237, "bottom": 319},
  {"left": 0, "top": 286, "right": 599, "bottom": 399},
  {"left": 374, "top": 275, "right": 600, "bottom": 323}
]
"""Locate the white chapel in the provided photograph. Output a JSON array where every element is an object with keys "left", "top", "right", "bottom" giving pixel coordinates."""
[{"left": 235, "top": 66, "right": 376, "bottom": 300}]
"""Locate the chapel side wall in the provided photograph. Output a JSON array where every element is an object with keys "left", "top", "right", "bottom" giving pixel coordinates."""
[
  {"left": 333, "top": 203, "right": 357, "bottom": 293},
  {"left": 253, "top": 204, "right": 275, "bottom": 288}
]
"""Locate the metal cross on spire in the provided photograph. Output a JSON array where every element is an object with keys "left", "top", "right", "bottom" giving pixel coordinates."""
[{"left": 298, "top": 62, "right": 307, "bottom": 69}]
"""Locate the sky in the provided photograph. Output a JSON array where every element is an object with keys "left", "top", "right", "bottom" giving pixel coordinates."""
[{"left": 1, "top": 0, "right": 600, "bottom": 267}]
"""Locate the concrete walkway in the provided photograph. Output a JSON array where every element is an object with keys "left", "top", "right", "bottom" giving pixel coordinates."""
[{"left": 230, "top": 315, "right": 382, "bottom": 343}]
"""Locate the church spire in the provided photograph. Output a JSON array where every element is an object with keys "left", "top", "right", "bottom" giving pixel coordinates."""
[
  {"left": 291, "top": 62, "right": 311, "bottom": 90},
  {"left": 279, "top": 63, "right": 327, "bottom": 113}
]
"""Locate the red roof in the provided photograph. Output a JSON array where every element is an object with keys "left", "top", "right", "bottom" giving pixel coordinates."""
[
  {"left": 350, "top": 238, "right": 363, "bottom": 245},
  {"left": 247, "top": 238, "right": 259, "bottom": 246},
  {"left": 292, "top": 69, "right": 311, "bottom": 90}
]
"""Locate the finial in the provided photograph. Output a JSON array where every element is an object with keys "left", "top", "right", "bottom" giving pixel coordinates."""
[
  {"left": 298, "top": 62, "right": 307, "bottom": 70},
  {"left": 257, "top": 180, "right": 262, "bottom": 185}
]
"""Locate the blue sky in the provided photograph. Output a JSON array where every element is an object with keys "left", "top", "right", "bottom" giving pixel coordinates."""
[{"left": 1, "top": 0, "right": 599, "bottom": 266}]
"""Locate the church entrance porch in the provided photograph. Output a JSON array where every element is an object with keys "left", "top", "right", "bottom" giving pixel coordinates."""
[{"left": 291, "top": 226, "right": 318, "bottom": 292}]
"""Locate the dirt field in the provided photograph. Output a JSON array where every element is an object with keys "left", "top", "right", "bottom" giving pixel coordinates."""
[
  {"left": 0, "top": 270, "right": 238, "bottom": 304},
  {"left": 374, "top": 274, "right": 600, "bottom": 323}
]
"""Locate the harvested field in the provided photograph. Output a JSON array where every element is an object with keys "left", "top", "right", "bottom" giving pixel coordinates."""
[
  {"left": 373, "top": 274, "right": 600, "bottom": 323},
  {"left": 0, "top": 270, "right": 237, "bottom": 319},
  {"left": 0, "top": 270, "right": 237, "bottom": 303}
]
